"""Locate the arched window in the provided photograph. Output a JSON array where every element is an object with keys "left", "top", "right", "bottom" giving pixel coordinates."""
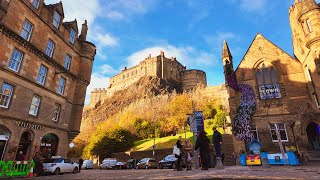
[{"left": 256, "top": 63, "right": 281, "bottom": 99}]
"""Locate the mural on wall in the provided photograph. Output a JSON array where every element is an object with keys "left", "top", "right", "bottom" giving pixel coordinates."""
[{"left": 226, "top": 64, "right": 256, "bottom": 141}]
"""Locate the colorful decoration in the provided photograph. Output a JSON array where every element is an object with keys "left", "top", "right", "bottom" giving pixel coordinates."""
[{"left": 226, "top": 64, "right": 256, "bottom": 141}]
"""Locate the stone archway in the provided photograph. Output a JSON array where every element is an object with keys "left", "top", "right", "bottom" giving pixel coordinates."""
[
  {"left": 306, "top": 122, "right": 320, "bottom": 150},
  {"left": 17, "top": 131, "right": 33, "bottom": 160},
  {"left": 0, "top": 126, "right": 10, "bottom": 160},
  {"left": 40, "top": 133, "right": 59, "bottom": 158}
]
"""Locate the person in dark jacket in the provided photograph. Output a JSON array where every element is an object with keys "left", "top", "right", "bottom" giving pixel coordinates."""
[
  {"left": 195, "top": 131, "right": 210, "bottom": 170},
  {"left": 33, "top": 152, "right": 44, "bottom": 176},
  {"left": 78, "top": 158, "right": 84, "bottom": 172},
  {"left": 175, "top": 136, "right": 183, "bottom": 171},
  {"left": 212, "top": 126, "right": 222, "bottom": 158}
]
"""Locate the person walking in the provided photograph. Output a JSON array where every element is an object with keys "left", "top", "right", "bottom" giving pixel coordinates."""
[
  {"left": 212, "top": 126, "right": 222, "bottom": 158},
  {"left": 78, "top": 158, "right": 84, "bottom": 173},
  {"left": 174, "top": 136, "right": 183, "bottom": 171},
  {"left": 195, "top": 131, "right": 210, "bottom": 170},
  {"left": 184, "top": 138, "right": 193, "bottom": 170}
]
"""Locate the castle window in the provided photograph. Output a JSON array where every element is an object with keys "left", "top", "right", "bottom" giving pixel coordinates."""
[
  {"left": 45, "top": 39, "right": 55, "bottom": 58},
  {"left": 29, "top": 95, "right": 41, "bottom": 116},
  {"left": 0, "top": 83, "right": 14, "bottom": 109},
  {"left": 64, "top": 54, "right": 71, "bottom": 70},
  {"left": 37, "top": 64, "right": 48, "bottom": 85},
  {"left": 8, "top": 48, "right": 24, "bottom": 72},
  {"left": 20, "top": 20, "right": 33, "bottom": 41},
  {"left": 69, "top": 28, "right": 76, "bottom": 44},
  {"left": 31, "top": 0, "right": 40, "bottom": 9},
  {"left": 53, "top": 11, "right": 61, "bottom": 29},
  {"left": 306, "top": 19, "right": 312, "bottom": 33},
  {"left": 52, "top": 103, "right": 61, "bottom": 122},
  {"left": 256, "top": 63, "right": 281, "bottom": 99}
]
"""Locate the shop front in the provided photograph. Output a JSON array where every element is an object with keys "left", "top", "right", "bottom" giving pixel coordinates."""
[{"left": 40, "top": 133, "right": 59, "bottom": 159}]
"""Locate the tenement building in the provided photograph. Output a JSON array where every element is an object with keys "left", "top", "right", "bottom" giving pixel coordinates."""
[
  {"left": 0, "top": 0, "right": 96, "bottom": 160},
  {"left": 224, "top": 0, "right": 320, "bottom": 159},
  {"left": 87, "top": 51, "right": 207, "bottom": 108}
]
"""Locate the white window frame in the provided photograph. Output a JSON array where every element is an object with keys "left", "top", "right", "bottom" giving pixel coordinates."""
[
  {"left": 69, "top": 28, "right": 76, "bottom": 44},
  {"left": 37, "top": 64, "right": 48, "bottom": 85},
  {"left": 250, "top": 125, "right": 259, "bottom": 141},
  {"left": 29, "top": 95, "right": 41, "bottom": 116},
  {"left": 53, "top": 11, "right": 61, "bottom": 28},
  {"left": 8, "top": 48, "right": 24, "bottom": 72},
  {"left": 58, "top": 77, "right": 66, "bottom": 95},
  {"left": 52, "top": 103, "right": 61, "bottom": 122},
  {"left": 20, "top": 20, "right": 33, "bottom": 41},
  {"left": 0, "top": 83, "right": 14, "bottom": 109},
  {"left": 45, "top": 39, "right": 55, "bottom": 58},
  {"left": 31, "top": 0, "right": 40, "bottom": 9},
  {"left": 64, "top": 55, "right": 71, "bottom": 70},
  {"left": 269, "top": 123, "right": 288, "bottom": 142},
  {"left": 306, "top": 19, "right": 312, "bottom": 33}
]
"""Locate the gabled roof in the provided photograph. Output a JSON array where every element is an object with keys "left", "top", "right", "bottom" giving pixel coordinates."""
[
  {"left": 235, "top": 33, "right": 298, "bottom": 72},
  {"left": 46, "top": 1, "right": 64, "bottom": 18},
  {"left": 63, "top": 19, "right": 78, "bottom": 33}
]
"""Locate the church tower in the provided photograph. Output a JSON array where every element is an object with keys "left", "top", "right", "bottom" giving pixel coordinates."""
[
  {"left": 222, "top": 40, "right": 234, "bottom": 84},
  {"left": 289, "top": 0, "right": 320, "bottom": 108}
]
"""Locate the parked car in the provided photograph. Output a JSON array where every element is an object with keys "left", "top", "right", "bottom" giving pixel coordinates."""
[
  {"left": 82, "top": 160, "right": 94, "bottom": 169},
  {"left": 136, "top": 158, "right": 157, "bottom": 169},
  {"left": 100, "top": 158, "right": 118, "bottom": 170},
  {"left": 116, "top": 162, "right": 127, "bottom": 169},
  {"left": 43, "top": 156, "right": 79, "bottom": 175},
  {"left": 159, "top": 155, "right": 177, "bottom": 169}
]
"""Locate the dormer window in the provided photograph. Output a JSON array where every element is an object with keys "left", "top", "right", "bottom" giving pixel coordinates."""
[
  {"left": 31, "top": 0, "right": 40, "bottom": 9},
  {"left": 69, "top": 28, "right": 76, "bottom": 44},
  {"left": 53, "top": 11, "right": 61, "bottom": 28}
]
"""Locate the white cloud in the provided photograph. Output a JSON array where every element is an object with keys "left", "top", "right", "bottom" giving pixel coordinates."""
[
  {"left": 100, "top": 64, "right": 118, "bottom": 75},
  {"left": 127, "top": 45, "right": 216, "bottom": 68},
  {"left": 95, "top": 33, "right": 119, "bottom": 48},
  {"left": 204, "top": 32, "right": 239, "bottom": 50},
  {"left": 85, "top": 73, "right": 110, "bottom": 105}
]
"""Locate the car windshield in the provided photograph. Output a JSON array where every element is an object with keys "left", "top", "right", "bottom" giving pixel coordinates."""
[{"left": 43, "top": 158, "right": 63, "bottom": 163}]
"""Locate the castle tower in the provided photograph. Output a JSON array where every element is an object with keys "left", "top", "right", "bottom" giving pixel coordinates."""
[
  {"left": 222, "top": 40, "right": 234, "bottom": 84},
  {"left": 289, "top": 0, "right": 320, "bottom": 108}
]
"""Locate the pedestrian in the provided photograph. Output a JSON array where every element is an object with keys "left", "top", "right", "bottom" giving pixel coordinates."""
[
  {"left": 184, "top": 138, "right": 193, "bottom": 170},
  {"left": 173, "top": 136, "right": 183, "bottom": 171},
  {"left": 33, "top": 152, "right": 44, "bottom": 176},
  {"left": 212, "top": 126, "right": 222, "bottom": 158},
  {"left": 221, "top": 150, "right": 225, "bottom": 164},
  {"left": 195, "top": 131, "right": 210, "bottom": 170},
  {"left": 78, "top": 158, "right": 84, "bottom": 172},
  {"left": 231, "top": 152, "right": 237, "bottom": 166},
  {"left": 15, "top": 150, "right": 26, "bottom": 161}
]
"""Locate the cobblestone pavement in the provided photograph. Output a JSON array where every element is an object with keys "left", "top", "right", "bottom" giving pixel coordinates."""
[{"left": 8, "top": 165, "right": 320, "bottom": 180}]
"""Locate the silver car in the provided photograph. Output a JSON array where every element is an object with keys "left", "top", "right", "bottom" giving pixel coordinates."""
[{"left": 82, "top": 160, "right": 94, "bottom": 169}]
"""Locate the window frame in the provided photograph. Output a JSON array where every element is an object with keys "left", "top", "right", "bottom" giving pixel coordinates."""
[
  {"left": 64, "top": 55, "right": 71, "bottom": 70},
  {"left": 250, "top": 125, "right": 259, "bottom": 141},
  {"left": 269, "top": 123, "right": 288, "bottom": 143},
  {"left": 31, "top": 0, "right": 40, "bottom": 9},
  {"left": 37, "top": 64, "right": 48, "bottom": 85},
  {"left": 58, "top": 77, "right": 66, "bottom": 95},
  {"left": 45, "top": 39, "right": 55, "bottom": 58},
  {"left": 29, "top": 95, "right": 41, "bottom": 116},
  {"left": 52, "top": 103, "right": 61, "bottom": 122},
  {"left": 20, "top": 19, "right": 33, "bottom": 41},
  {"left": 53, "top": 11, "right": 61, "bottom": 29},
  {"left": 69, "top": 28, "right": 76, "bottom": 44},
  {"left": 0, "top": 83, "right": 14, "bottom": 109},
  {"left": 8, "top": 48, "right": 24, "bottom": 72},
  {"left": 306, "top": 19, "right": 313, "bottom": 33}
]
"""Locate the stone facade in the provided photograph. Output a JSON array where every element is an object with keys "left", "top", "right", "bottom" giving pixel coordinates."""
[
  {"left": 0, "top": 0, "right": 96, "bottom": 160},
  {"left": 223, "top": 0, "right": 320, "bottom": 157},
  {"left": 88, "top": 51, "right": 207, "bottom": 107}
]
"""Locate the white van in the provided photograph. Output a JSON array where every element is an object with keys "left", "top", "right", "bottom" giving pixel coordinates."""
[{"left": 82, "top": 160, "right": 94, "bottom": 169}]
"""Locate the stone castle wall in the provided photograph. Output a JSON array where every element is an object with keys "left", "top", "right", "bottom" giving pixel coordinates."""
[{"left": 181, "top": 70, "right": 207, "bottom": 92}]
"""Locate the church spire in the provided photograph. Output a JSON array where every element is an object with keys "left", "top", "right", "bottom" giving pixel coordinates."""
[{"left": 222, "top": 40, "right": 232, "bottom": 60}]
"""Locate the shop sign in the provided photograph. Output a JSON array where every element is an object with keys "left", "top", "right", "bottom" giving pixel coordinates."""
[
  {"left": 13, "top": 121, "right": 44, "bottom": 130},
  {"left": 258, "top": 83, "right": 281, "bottom": 100},
  {"left": 41, "top": 143, "right": 52, "bottom": 147}
]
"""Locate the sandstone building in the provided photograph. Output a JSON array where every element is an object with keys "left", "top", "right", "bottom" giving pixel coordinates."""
[
  {"left": 0, "top": 0, "right": 96, "bottom": 160},
  {"left": 88, "top": 51, "right": 207, "bottom": 108},
  {"left": 224, "top": 0, "right": 320, "bottom": 159}
]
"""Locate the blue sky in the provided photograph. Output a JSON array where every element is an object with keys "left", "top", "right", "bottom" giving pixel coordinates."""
[{"left": 45, "top": 0, "right": 320, "bottom": 104}]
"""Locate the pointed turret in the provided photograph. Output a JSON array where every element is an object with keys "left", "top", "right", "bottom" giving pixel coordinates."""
[
  {"left": 222, "top": 40, "right": 232, "bottom": 61},
  {"left": 222, "top": 41, "right": 234, "bottom": 84}
]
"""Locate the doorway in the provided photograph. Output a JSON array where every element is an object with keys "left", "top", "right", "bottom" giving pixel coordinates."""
[
  {"left": 40, "top": 133, "right": 59, "bottom": 158},
  {"left": 0, "top": 126, "right": 10, "bottom": 160},
  {"left": 306, "top": 122, "right": 320, "bottom": 150},
  {"left": 17, "top": 131, "right": 33, "bottom": 160}
]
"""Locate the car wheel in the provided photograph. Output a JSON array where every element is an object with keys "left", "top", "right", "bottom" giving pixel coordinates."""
[
  {"left": 171, "top": 163, "right": 176, "bottom": 169},
  {"left": 54, "top": 168, "right": 60, "bottom": 175},
  {"left": 73, "top": 167, "right": 78, "bottom": 174},
  {"left": 145, "top": 165, "right": 148, "bottom": 169},
  {"left": 159, "top": 163, "right": 163, "bottom": 169}
]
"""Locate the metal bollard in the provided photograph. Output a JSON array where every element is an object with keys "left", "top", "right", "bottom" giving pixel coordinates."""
[
  {"left": 261, "top": 158, "right": 270, "bottom": 168},
  {"left": 215, "top": 157, "right": 224, "bottom": 169}
]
